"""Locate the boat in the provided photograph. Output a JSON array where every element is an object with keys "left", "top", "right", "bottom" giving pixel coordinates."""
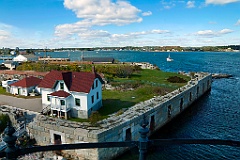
[{"left": 166, "top": 53, "right": 174, "bottom": 62}]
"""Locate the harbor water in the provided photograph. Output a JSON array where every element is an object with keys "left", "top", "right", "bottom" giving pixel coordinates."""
[{"left": 8, "top": 51, "right": 240, "bottom": 159}]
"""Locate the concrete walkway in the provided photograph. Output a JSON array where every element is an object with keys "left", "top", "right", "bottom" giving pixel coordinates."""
[{"left": 0, "top": 95, "right": 42, "bottom": 112}]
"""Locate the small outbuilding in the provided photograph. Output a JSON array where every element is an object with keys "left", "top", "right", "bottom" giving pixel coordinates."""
[{"left": 9, "top": 76, "right": 41, "bottom": 96}]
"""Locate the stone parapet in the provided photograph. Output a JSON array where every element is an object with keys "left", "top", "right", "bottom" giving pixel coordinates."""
[{"left": 25, "top": 72, "right": 212, "bottom": 160}]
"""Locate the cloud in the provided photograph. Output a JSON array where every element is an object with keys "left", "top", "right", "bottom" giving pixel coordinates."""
[
  {"left": 186, "top": 1, "right": 195, "bottom": 8},
  {"left": 235, "top": 19, "right": 240, "bottom": 26},
  {"left": 205, "top": 0, "right": 240, "bottom": 5},
  {"left": 161, "top": 1, "right": 176, "bottom": 9},
  {"left": 0, "top": 30, "right": 10, "bottom": 40},
  {"left": 142, "top": 11, "right": 152, "bottom": 16},
  {"left": 219, "top": 29, "right": 233, "bottom": 34},
  {"left": 55, "top": 0, "right": 144, "bottom": 41},
  {"left": 63, "top": 0, "right": 142, "bottom": 26},
  {"left": 196, "top": 29, "right": 233, "bottom": 36}
]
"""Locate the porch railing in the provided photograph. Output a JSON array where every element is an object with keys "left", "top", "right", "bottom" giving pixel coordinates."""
[
  {"left": 0, "top": 119, "right": 240, "bottom": 160},
  {"left": 51, "top": 104, "right": 70, "bottom": 112}
]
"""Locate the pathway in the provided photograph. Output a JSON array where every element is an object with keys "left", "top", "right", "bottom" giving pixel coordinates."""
[{"left": 0, "top": 95, "right": 42, "bottom": 113}]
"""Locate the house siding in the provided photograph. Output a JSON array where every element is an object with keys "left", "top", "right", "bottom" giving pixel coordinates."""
[
  {"left": 10, "top": 86, "right": 35, "bottom": 96},
  {"left": 42, "top": 88, "right": 54, "bottom": 108},
  {"left": 40, "top": 77, "right": 103, "bottom": 119}
]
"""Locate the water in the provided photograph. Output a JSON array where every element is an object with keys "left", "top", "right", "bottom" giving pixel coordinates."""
[{"left": 13, "top": 51, "right": 240, "bottom": 159}]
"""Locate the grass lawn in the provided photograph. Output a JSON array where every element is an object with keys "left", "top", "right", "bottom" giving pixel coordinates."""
[{"left": 98, "top": 69, "right": 190, "bottom": 118}]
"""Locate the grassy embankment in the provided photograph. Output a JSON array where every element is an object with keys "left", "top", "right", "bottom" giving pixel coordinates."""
[{"left": 98, "top": 69, "right": 190, "bottom": 119}]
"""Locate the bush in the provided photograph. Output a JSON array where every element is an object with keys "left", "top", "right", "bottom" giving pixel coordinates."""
[
  {"left": 167, "top": 76, "right": 187, "bottom": 83},
  {"left": 89, "top": 111, "right": 101, "bottom": 125},
  {"left": 0, "top": 114, "right": 10, "bottom": 133}
]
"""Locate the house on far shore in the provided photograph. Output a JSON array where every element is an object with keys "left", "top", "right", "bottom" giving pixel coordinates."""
[
  {"left": 38, "top": 69, "right": 104, "bottom": 119},
  {"left": 82, "top": 57, "right": 115, "bottom": 64},
  {"left": 8, "top": 76, "right": 41, "bottom": 96},
  {"left": 13, "top": 54, "right": 38, "bottom": 63},
  {"left": 2, "top": 60, "right": 19, "bottom": 70}
]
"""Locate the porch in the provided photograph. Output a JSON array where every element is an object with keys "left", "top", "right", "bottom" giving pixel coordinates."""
[{"left": 50, "top": 105, "right": 71, "bottom": 119}]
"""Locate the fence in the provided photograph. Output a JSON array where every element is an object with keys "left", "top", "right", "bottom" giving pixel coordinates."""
[{"left": 0, "top": 119, "right": 240, "bottom": 160}]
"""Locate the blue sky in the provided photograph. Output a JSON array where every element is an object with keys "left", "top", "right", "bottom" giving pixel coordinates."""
[{"left": 0, "top": 0, "right": 239, "bottom": 48}]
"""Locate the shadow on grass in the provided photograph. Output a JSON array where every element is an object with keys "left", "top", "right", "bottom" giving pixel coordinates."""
[{"left": 99, "top": 99, "right": 136, "bottom": 117}]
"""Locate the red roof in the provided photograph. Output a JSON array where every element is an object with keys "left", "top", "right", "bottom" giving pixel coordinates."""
[
  {"left": 49, "top": 90, "right": 71, "bottom": 98},
  {"left": 10, "top": 76, "right": 41, "bottom": 88},
  {"left": 38, "top": 70, "right": 103, "bottom": 93}
]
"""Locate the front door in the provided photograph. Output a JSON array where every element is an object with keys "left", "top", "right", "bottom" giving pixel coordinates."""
[{"left": 18, "top": 88, "right": 21, "bottom": 95}]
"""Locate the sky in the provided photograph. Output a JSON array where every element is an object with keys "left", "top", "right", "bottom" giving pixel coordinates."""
[{"left": 0, "top": 0, "right": 240, "bottom": 48}]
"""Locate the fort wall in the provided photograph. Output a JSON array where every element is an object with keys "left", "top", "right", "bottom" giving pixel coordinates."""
[{"left": 21, "top": 73, "right": 211, "bottom": 159}]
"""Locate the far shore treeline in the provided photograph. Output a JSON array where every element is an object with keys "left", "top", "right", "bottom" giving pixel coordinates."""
[{"left": 0, "top": 45, "right": 240, "bottom": 54}]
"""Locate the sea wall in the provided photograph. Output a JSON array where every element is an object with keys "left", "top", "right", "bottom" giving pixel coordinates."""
[{"left": 27, "top": 72, "right": 212, "bottom": 160}]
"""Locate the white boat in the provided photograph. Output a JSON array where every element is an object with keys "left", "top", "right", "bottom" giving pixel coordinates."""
[{"left": 166, "top": 53, "right": 174, "bottom": 62}]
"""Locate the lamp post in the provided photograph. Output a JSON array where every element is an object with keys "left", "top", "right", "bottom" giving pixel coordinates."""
[{"left": 3, "top": 122, "right": 18, "bottom": 160}]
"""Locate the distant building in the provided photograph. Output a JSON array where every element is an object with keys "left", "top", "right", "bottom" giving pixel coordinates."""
[
  {"left": 2, "top": 60, "right": 19, "bottom": 70},
  {"left": 82, "top": 57, "right": 115, "bottom": 64},
  {"left": 2, "top": 79, "right": 19, "bottom": 89},
  {"left": 13, "top": 54, "right": 38, "bottom": 62},
  {"left": 130, "top": 62, "right": 156, "bottom": 70}
]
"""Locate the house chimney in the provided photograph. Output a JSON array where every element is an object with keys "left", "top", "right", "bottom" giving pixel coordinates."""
[{"left": 92, "top": 66, "right": 95, "bottom": 73}]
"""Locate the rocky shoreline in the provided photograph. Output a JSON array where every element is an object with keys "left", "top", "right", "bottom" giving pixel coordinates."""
[{"left": 212, "top": 73, "right": 233, "bottom": 79}]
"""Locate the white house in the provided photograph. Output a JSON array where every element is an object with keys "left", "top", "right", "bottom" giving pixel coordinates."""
[
  {"left": 13, "top": 54, "right": 38, "bottom": 62},
  {"left": 38, "top": 70, "right": 104, "bottom": 119},
  {"left": 9, "top": 76, "right": 42, "bottom": 96},
  {"left": 3, "top": 60, "right": 19, "bottom": 70},
  {"left": 2, "top": 79, "right": 19, "bottom": 89}
]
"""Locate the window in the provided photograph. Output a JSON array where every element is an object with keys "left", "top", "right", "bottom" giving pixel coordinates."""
[
  {"left": 75, "top": 98, "right": 80, "bottom": 106},
  {"left": 189, "top": 92, "right": 192, "bottom": 101},
  {"left": 97, "top": 92, "right": 99, "bottom": 99},
  {"left": 60, "top": 100, "right": 65, "bottom": 105},
  {"left": 125, "top": 128, "right": 132, "bottom": 141},
  {"left": 91, "top": 95, "right": 94, "bottom": 104},
  {"left": 150, "top": 115, "right": 155, "bottom": 131},
  {"left": 60, "top": 82, "right": 64, "bottom": 90},
  {"left": 47, "top": 95, "right": 50, "bottom": 101},
  {"left": 96, "top": 80, "right": 98, "bottom": 88},
  {"left": 168, "top": 105, "right": 172, "bottom": 118},
  {"left": 54, "top": 134, "right": 62, "bottom": 145},
  {"left": 180, "top": 98, "right": 183, "bottom": 111},
  {"left": 92, "top": 84, "right": 94, "bottom": 90}
]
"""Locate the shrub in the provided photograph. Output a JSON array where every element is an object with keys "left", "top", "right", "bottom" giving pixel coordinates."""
[
  {"left": 89, "top": 111, "right": 101, "bottom": 125},
  {"left": 0, "top": 114, "right": 10, "bottom": 133},
  {"left": 167, "top": 76, "right": 187, "bottom": 83}
]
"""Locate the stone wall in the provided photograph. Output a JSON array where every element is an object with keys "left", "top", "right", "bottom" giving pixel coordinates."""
[
  {"left": 0, "top": 105, "right": 38, "bottom": 129},
  {"left": 27, "top": 72, "right": 212, "bottom": 160}
]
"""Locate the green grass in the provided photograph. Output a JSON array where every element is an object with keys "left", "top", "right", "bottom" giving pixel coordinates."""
[
  {"left": 68, "top": 117, "right": 89, "bottom": 123},
  {"left": 98, "top": 69, "right": 190, "bottom": 118}
]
